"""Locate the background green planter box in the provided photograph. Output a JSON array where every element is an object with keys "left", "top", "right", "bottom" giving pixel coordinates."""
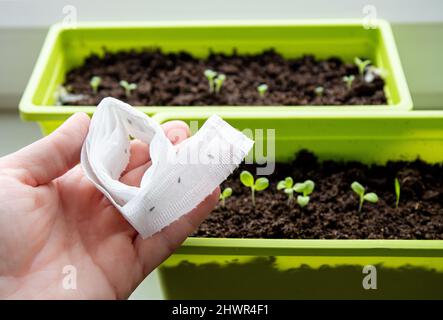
[
  {"left": 152, "top": 110, "right": 443, "bottom": 299},
  {"left": 19, "top": 20, "right": 412, "bottom": 135}
]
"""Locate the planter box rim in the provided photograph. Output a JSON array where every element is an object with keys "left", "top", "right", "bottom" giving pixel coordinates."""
[{"left": 20, "top": 19, "right": 413, "bottom": 123}]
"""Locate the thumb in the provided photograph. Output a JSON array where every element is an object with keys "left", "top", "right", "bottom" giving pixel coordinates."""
[{"left": 2, "top": 113, "right": 90, "bottom": 186}]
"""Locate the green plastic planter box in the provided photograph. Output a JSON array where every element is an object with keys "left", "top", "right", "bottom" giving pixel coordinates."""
[
  {"left": 152, "top": 110, "right": 443, "bottom": 300},
  {"left": 19, "top": 20, "right": 412, "bottom": 135}
]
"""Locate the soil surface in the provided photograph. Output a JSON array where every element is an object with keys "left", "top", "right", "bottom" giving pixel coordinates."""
[
  {"left": 194, "top": 151, "right": 443, "bottom": 239},
  {"left": 63, "top": 49, "right": 387, "bottom": 106}
]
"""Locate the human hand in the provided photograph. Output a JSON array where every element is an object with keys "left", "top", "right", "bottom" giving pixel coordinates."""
[{"left": 0, "top": 113, "right": 219, "bottom": 299}]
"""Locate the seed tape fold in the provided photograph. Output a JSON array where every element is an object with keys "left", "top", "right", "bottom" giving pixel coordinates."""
[{"left": 81, "top": 97, "right": 254, "bottom": 238}]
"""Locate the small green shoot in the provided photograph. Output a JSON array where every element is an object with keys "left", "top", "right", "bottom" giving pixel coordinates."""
[
  {"left": 90, "top": 76, "right": 101, "bottom": 94},
  {"left": 294, "top": 180, "right": 315, "bottom": 208},
  {"left": 277, "top": 177, "right": 295, "bottom": 204},
  {"left": 240, "top": 170, "right": 269, "bottom": 207},
  {"left": 343, "top": 75, "right": 355, "bottom": 90},
  {"left": 354, "top": 57, "right": 371, "bottom": 75},
  {"left": 351, "top": 181, "right": 379, "bottom": 212},
  {"left": 219, "top": 187, "right": 233, "bottom": 208},
  {"left": 395, "top": 178, "right": 401, "bottom": 208},
  {"left": 120, "top": 80, "right": 137, "bottom": 97},
  {"left": 204, "top": 70, "right": 226, "bottom": 94},
  {"left": 214, "top": 74, "right": 226, "bottom": 94},
  {"left": 314, "top": 86, "right": 324, "bottom": 97},
  {"left": 204, "top": 69, "right": 217, "bottom": 93},
  {"left": 257, "top": 84, "right": 268, "bottom": 97}
]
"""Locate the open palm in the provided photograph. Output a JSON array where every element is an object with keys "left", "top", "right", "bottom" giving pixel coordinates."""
[{"left": 0, "top": 113, "right": 218, "bottom": 299}]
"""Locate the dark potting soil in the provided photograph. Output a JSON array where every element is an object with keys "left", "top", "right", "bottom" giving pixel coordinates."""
[
  {"left": 194, "top": 151, "right": 443, "bottom": 239},
  {"left": 62, "top": 49, "right": 387, "bottom": 106}
]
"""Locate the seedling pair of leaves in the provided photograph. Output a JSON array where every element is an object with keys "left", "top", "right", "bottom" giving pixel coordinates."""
[
  {"left": 257, "top": 84, "right": 268, "bottom": 97},
  {"left": 354, "top": 57, "right": 372, "bottom": 75},
  {"left": 219, "top": 187, "right": 232, "bottom": 208},
  {"left": 351, "top": 181, "right": 378, "bottom": 212},
  {"left": 240, "top": 171, "right": 269, "bottom": 207},
  {"left": 204, "top": 69, "right": 226, "bottom": 94},
  {"left": 120, "top": 80, "right": 137, "bottom": 97},
  {"left": 90, "top": 76, "right": 101, "bottom": 94},
  {"left": 342, "top": 58, "right": 371, "bottom": 89},
  {"left": 277, "top": 177, "right": 315, "bottom": 208}
]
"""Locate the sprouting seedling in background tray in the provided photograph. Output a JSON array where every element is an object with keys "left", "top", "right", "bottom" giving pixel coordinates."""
[
  {"left": 204, "top": 69, "right": 217, "bottom": 93},
  {"left": 214, "top": 74, "right": 226, "bottom": 94},
  {"left": 119, "top": 80, "right": 137, "bottom": 97},
  {"left": 395, "top": 178, "right": 401, "bottom": 208},
  {"left": 314, "top": 86, "right": 324, "bottom": 97},
  {"left": 354, "top": 57, "right": 371, "bottom": 75},
  {"left": 240, "top": 170, "right": 269, "bottom": 207},
  {"left": 293, "top": 180, "right": 315, "bottom": 208},
  {"left": 343, "top": 75, "right": 355, "bottom": 90},
  {"left": 277, "top": 177, "right": 295, "bottom": 205},
  {"left": 351, "top": 181, "right": 379, "bottom": 212},
  {"left": 257, "top": 84, "right": 268, "bottom": 97},
  {"left": 90, "top": 76, "right": 102, "bottom": 94},
  {"left": 219, "top": 187, "right": 233, "bottom": 208}
]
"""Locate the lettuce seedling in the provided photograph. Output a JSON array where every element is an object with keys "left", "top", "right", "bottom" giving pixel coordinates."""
[
  {"left": 90, "top": 76, "right": 101, "bottom": 94},
  {"left": 277, "top": 177, "right": 295, "bottom": 204},
  {"left": 219, "top": 187, "right": 233, "bottom": 208},
  {"left": 343, "top": 75, "right": 355, "bottom": 89},
  {"left": 240, "top": 170, "right": 269, "bottom": 207},
  {"left": 214, "top": 74, "right": 226, "bottom": 94},
  {"left": 314, "top": 86, "right": 324, "bottom": 97},
  {"left": 354, "top": 57, "right": 371, "bottom": 75},
  {"left": 204, "top": 69, "right": 217, "bottom": 93},
  {"left": 120, "top": 80, "right": 137, "bottom": 97},
  {"left": 395, "top": 178, "right": 400, "bottom": 208},
  {"left": 351, "top": 181, "right": 379, "bottom": 212},
  {"left": 257, "top": 84, "right": 268, "bottom": 97},
  {"left": 294, "top": 180, "right": 315, "bottom": 208}
]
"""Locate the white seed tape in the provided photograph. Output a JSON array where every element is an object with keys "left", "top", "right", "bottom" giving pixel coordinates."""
[{"left": 81, "top": 98, "right": 254, "bottom": 239}]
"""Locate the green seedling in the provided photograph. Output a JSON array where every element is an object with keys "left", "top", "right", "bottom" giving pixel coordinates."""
[
  {"left": 277, "top": 177, "right": 315, "bottom": 207},
  {"left": 119, "top": 80, "right": 137, "bottom": 97},
  {"left": 395, "top": 178, "right": 401, "bottom": 208},
  {"left": 351, "top": 181, "right": 379, "bottom": 212},
  {"left": 240, "top": 170, "right": 269, "bottom": 207},
  {"left": 90, "top": 76, "right": 101, "bottom": 94},
  {"left": 219, "top": 187, "right": 233, "bottom": 208},
  {"left": 214, "top": 74, "right": 226, "bottom": 94},
  {"left": 343, "top": 75, "right": 355, "bottom": 90},
  {"left": 277, "top": 177, "right": 295, "bottom": 204},
  {"left": 257, "top": 84, "right": 268, "bottom": 97},
  {"left": 354, "top": 57, "right": 371, "bottom": 75},
  {"left": 314, "top": 86, "right": 324, "bottom": 97},
  {"left": 294, "top": 180, "right": 315, "bottom": 208},
  {"left": 204, "top": 69, "right": 217, "bottom": 93}
]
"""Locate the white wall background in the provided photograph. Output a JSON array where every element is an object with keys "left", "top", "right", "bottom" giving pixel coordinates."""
[
  {"left": 2, "top": 0, "right": 443, "bottom": 27},
  {"left": 1, "top": 0, "right": 443, "bottom": 109}
]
